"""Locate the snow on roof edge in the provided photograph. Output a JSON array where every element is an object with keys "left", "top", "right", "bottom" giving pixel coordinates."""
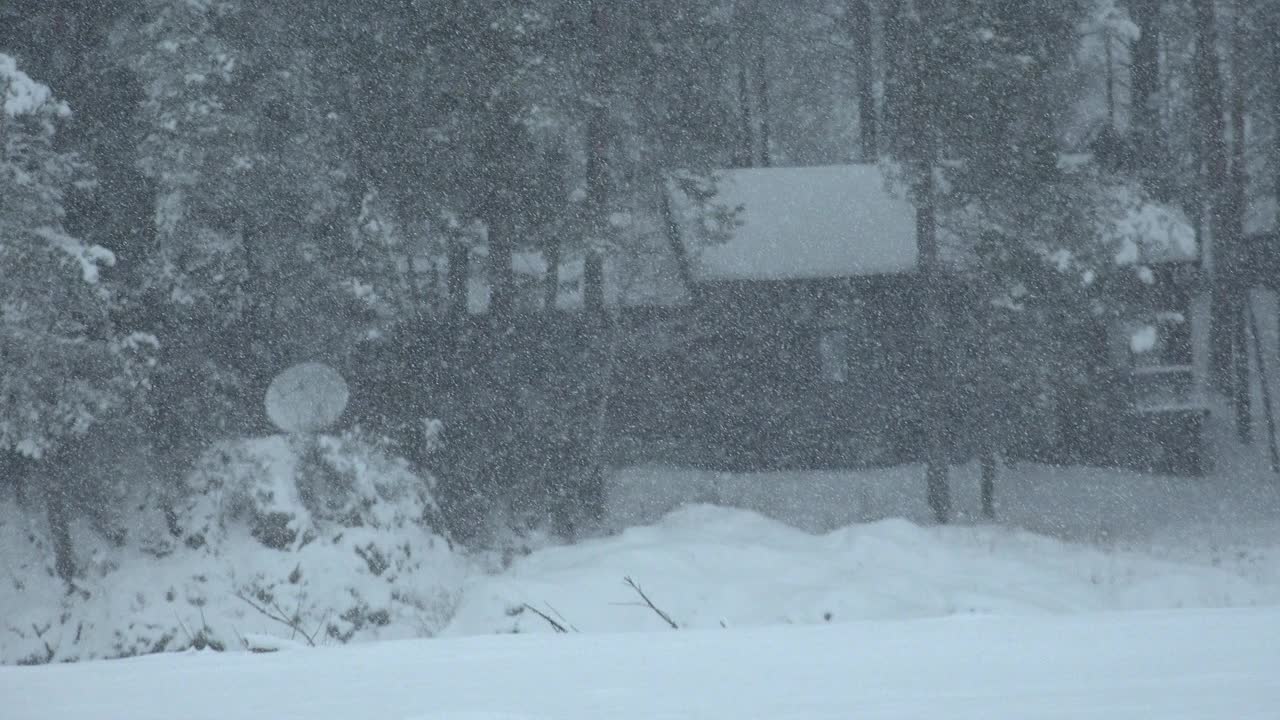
[{"left": 667, "top": 164, "right": 920, "bottom": 283}]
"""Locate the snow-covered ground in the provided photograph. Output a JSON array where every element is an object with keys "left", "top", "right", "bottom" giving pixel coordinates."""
[
  {"left": 5, "top": 453, "right": 1280, "bottom": 656},
  {"left": 5, "top": 414, "right": 1280, "bottom": 715},
  {"left": 6, "top": 607, "right": 1279, "bottom": 719}
]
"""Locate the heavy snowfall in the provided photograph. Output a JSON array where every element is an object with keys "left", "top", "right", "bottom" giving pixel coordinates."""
[{"left": 2, "top": 1, "right": 1280, "bottom": 717}]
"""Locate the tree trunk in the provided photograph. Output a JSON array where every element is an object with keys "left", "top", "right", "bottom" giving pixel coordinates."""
[
  {"left": 881, "top": 0, "right": 905, "bottom": 156},
  {"left": 735, "top": 63, "right": 754, "bottom": 168},
  {"left": 574, "top": 312, "right": 615, "bottom": 534},
  {"left": 848, "top": 0, "right": 878, "bottom": 161},
  {"left": 1104, "top": 32, "right": 1117, "bottom": 129},
  {"left": 487, "top": 216, "right": 515, "bottom": 323},
  {"left": 1275, "top": 4, "right": 1280, "bottom": 215},
  {"left": 909, "top": 3, "right": 950, "bottom": 524},
  {"left": 1129, "top": 0, "right": 1162, "bottom": 182},
  {"left": 1229, "top": 0, "right": 1251, "bottom": 442},
  {"left": 583, "top": 2, "right": 610, "bottom": 318},
  {"left": 573, "top": 0, "right": 614, "bottom": 533},
  {"left": 46, "top": 461, "right": 76, "bottom": 583},
  {"left": 1196, "top": 0, "right": 1235, "bottom": 398},
  {"left": 980, "top": 447, "right": 997, "bottom": 520},
  {"left": 1234, "top": 301, "right": 1253, "bottom": 442},
  {"left": 1245, "top": 298, "right": 1280, "bottom": 476},
  {"left": 543, "top": 236, "right": 561, "bottom": 311},
  {"left": 1274, "top": 2, "right": 1280, "bottom": 347},
  {"left": 755, "top": 49, "right": 771, "bottom": 167},
  {"left": 448, "top": 236, "right": 470, "bottom": 322}
]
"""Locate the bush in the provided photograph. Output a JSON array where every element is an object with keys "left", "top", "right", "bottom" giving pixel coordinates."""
[{"left": 0, "top": 431, "right": 466, "bottom": 664}]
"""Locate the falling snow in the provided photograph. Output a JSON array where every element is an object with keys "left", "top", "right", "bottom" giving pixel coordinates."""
[{"left": 2, "top": 3, "right": 1279, "bottom": 717}]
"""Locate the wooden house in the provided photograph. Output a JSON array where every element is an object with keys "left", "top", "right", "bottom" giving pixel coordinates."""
[
  {"left": 641, "top": 163, "right": 1212, "bottom": 475},
  {"left": 650, "top": 165, "right": 930, "bottom": 470}
]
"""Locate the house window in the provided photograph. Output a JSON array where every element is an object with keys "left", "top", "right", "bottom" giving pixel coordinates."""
[
  {"left": 818, "top": 328, "right": 849, "bottom": 383},
  {"left": 1127, "top": 311, "right": 1191, "bottom": 368},
  {"left": 1125, "top": 311, "right": 1196, "bottom": 412}
]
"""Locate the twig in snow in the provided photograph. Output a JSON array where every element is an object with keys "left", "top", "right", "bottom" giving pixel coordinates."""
[
  {"left": 521, "top": 603, "right": 571, "bottom": 633},
  {"left": 229, "top": 625, "right": 251, "bottom": 652},
  {"left": 173, "top": 612, "right": 194, "bottom": 646},
  {"left": 545, "top": 602, "right": 580, "bottom": 633},
  {"left": 310, "top": 610, "right": 331, "bottom": 646},
  {"left": 234, "top": 591, "right": 317, "bottom": 647},
  {"left": 622, "top": 576, "right": 679, "bottom": 630}
]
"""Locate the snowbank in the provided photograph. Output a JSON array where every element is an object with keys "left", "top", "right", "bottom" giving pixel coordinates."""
[
  {"left": 0, "top": 434, "right": 467, "bottom": 664},
  {"left": 447, "top": 503, "right": 1280, "bottom": 636}
]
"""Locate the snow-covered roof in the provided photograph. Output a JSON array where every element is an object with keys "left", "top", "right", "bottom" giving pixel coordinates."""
[{"left": 669, "top": 164, "right": 918, "bottom": 282}]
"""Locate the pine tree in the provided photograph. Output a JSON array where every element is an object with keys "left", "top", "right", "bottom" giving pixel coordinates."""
[
  {"left": 885, "top": 0, "right": 1091, "bottom": 521},
  {"left": 1, "top": 54, "right": 155, "bottom": 579}
]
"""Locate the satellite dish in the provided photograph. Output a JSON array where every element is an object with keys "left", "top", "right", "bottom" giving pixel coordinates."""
[{"left": 265, "top": 362, "right": 349, "bottom": 434}]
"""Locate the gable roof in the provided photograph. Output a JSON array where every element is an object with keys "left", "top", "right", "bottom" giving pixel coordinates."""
[{"left": 667, "top": 164, "right": 919, "bottom": 282}]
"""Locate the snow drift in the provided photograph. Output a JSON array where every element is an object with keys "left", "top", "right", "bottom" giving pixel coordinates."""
[{"left": 446, "top": 503, "right": 1280, "bottom": 636}]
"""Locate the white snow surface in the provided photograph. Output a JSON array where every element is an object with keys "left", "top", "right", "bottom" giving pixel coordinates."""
[
  {"left": 5, "top": 450, "right": 1280, "bottom": 715},
  {"left": 674, "top": 164, "right": 919, "bottom": 280},
  {"left": 5, "top": 606, "right": 1278, "bottom": 719}
]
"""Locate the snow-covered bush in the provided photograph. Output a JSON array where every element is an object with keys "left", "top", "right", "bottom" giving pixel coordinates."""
[{"left": 0, "top": 432, "right": 467, "bottom": 664}]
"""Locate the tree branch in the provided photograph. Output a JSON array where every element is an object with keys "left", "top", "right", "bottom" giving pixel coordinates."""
[
  {"left": 234, "top": 591, "right": 318, "bottom": 647},
  {"left": 622, "top": 576, "right": 678, "bottom": 630},
  {"left": 521, "top": 603, "right": 572, "bottom": 634}
]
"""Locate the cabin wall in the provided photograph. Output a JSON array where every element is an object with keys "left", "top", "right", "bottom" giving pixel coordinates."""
[
  {"left": 358, "top": 264, "right": 1213, "bottom": 476},
  {"left": 617, "top": 266, "right": 1211, "bottom": 476},
  {"left": 621, "top": 277, "right": 927, "bottom": 470}
]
